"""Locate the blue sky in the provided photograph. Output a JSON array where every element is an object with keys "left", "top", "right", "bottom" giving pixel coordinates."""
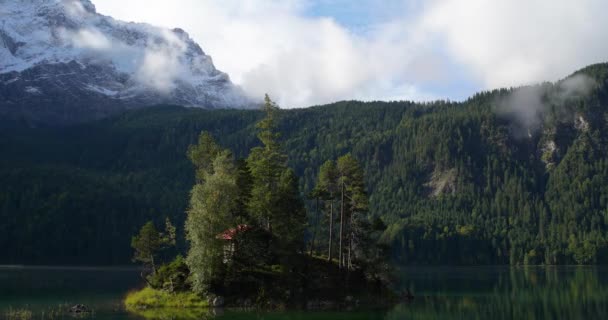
[
  {"left": 95, "top": 0, "right": 608, "bottom": 108},
  {"left": 295, "top": 0, "right": 477, "bottom": 100},
  {"left": 304, "top": 0, "right": 412, "bottom": 31},
  {"left": 304, "top": 0, "right": 480, "bottom": 101}
]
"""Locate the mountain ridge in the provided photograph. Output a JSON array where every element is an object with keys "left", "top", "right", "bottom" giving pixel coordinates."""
[{"left": 0, "top": 0, "right": 254, "bottom": 125}]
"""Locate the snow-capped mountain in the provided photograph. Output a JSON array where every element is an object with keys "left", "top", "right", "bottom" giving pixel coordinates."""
[{"left": 0, "top": 0, "right": 254, "bottom": 125}]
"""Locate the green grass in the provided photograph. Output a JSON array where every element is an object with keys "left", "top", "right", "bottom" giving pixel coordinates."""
[
  {"left": 125, "top": 287, "right": 209, "bottom": 310},
  {"left": 4, "top": 308, "right": 32, "bottom": 320},
  {"left": 126, "top": 307, "right": 216, "bottom": 320}
]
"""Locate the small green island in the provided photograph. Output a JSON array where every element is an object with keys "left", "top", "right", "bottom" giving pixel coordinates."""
[{"left": 125, "top": 96, "right": 395, "bottom": 317}]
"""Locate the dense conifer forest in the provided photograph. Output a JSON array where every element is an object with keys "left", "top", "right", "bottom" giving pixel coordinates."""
[{"left": 2, "top": 63, "right": 608, "bottom": 266}]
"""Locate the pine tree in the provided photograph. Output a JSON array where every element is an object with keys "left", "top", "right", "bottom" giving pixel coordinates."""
[
  {"left": 315, "top": 160, "right": 339, "bottom": 261},
  {"left": 247, "top": 95, "right": 286, "bottom": 231},
  {"left": 131, "top": 220, "right": 175, "bottom": 275},
  {"left": 131, "top": 221, "right": 162, "bottom": 274},
  {"left": 275, "top": 169, "right": 307, "bottom": 251},
  {"left": 336, "top": 154, "right": 368, "bottom": 270},
  {"left": 247, "top": 95, "right": 306, "bottom": 254}
]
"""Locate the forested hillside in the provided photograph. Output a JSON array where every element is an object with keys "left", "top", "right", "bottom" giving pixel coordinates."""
[{"left": 2, "top": 63, "right": 608, "bottom": 266}]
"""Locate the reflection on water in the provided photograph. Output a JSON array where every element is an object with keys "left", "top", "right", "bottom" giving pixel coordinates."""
[
  {"left": 1, "top": 265, "right": 608, "bottom": 319},
  {"left": 388, "top": 266, "right": 608, "bottom": 319},
  {"left": 0, "top": 265, "right": 142, "bottom": 319}
]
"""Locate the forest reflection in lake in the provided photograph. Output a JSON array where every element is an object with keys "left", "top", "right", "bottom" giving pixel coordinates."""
[
  {"left": 1, "top": 266, "right": 608, "bottom": 319},
  {"left": 388, "top": 266, "right": 608, "bottom": 319}
]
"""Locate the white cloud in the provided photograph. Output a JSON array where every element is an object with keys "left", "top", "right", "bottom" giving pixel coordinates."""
[
  {"left": 71, "top": 28, "right": 112, "bottom": 50},
  {"left": 421, "top": 0, "right": 608, "bottom": 89},
  {"left": 62, "top": 0, "right": 90, "bottom": 17},
  {"left": 93, "top": 0, "right": 435, "bottom": 107},
  {"left": 58, "top": 4, "right": 195, "bottom": 94},
  {"left": 92, "top": 0, "right": 608, "bottom": 108},
  {"left": 135, "top": 29, "right": 188, "bottom": 93}
]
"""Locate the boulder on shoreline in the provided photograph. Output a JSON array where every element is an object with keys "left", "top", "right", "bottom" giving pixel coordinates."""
[
  {"left": 210, "top": 296, "right": 225, "bottom": 307},
  {"left": 69, "top": 304, "right": 90, "bottom": 313}
]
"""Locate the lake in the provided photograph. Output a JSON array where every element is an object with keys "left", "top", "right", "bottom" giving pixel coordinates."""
[{"left": 2, "top": 265, "right": 608, "bottom": 319}]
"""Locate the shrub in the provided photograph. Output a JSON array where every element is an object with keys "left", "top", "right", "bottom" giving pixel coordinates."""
[{"left": 148, "top": 255, "right": 191, "bottom": 292}]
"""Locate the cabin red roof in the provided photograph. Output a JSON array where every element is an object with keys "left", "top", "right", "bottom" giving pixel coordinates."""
[{"left": 216, "top": 224, "right": 250, "bottom": 240}]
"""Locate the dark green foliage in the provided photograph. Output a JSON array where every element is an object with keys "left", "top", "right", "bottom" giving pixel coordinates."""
[
  {"left": 131, "top": 221, "right": 162, "bottom": 270},
  {"left": 185, "top": 142, "right": 239, "bottom": 293},
  {"left": 148, "top": 255, "right": 191, "bottom": 292},
  {"left": 187, "top": 131, "right": 223, "bottom": 183},
  {"left": 131, "top": 220, "right": 175, "bottom": 273},
  {"left": 246, "top": 96, "right": 307, "bottom": 254},
  {"left": 2, "top": 64, "right": 608, "bottom": 265},
  {"left": 230, "top": 228, "right": 277, "bottom": 270}
]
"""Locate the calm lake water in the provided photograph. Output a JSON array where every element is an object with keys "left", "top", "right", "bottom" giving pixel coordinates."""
[{"left": 2, "top": 265, "right": 608, "bottom": 319}]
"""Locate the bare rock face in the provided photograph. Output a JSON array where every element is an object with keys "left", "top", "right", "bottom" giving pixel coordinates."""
[
  {"left": 541, "top": 139, "right": 558, "bottom": 170},
  {"left": 574, "top": 114, "right": 590, "bottom": 132},
  {"left": 0, "top": 0, "right": 254, "bottom": 125},
  {"left": 425, "top": 167, "right": 458, "bottom": 197}
]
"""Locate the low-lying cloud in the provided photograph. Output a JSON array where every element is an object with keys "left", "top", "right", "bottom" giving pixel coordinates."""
[
  {"left": 59, "top": 5, "right": 193, "bottom": 94},
  {"left": 497, "top": 74, "right": 596, "bottom": 137},
  {"left": 135, "top": 31, "right": 189, "bottom": 93},
  {"left": 70, "top": 28, "right": 112, "bottom": 50},
  {"left": 559, "top": 74, "right": 596, "bottom": 99}
]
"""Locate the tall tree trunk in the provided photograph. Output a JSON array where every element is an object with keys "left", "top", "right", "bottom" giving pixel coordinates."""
[
  {"left": 328, "top": 200, "right": 334, "bottom": 262},
  {"left": 348, "top": 209, "right": 353, "bottom": 271},
  {"left": 339, "top": 182, "right": 345, "bottom": 269},
  {"left": 310, "top": 197, "right": 319, "bottom": 256},
  {"left": 150, "top": 254, "right": 157, "bottom": 275}
]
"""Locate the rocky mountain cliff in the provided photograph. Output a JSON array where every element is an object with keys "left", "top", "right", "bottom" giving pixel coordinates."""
[{"left": 0, "top": 0, "right": 253, "bottom": 125}]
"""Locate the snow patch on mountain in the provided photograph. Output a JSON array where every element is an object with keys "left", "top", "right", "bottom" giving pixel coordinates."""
[
  {"left": 24, "top": 86, "right": 41, "bottom": 94},
  {"left": 86, "top": 84, "right": 117, "bottom": 96}
]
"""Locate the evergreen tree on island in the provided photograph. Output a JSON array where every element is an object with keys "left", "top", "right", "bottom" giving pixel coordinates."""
[{"left": 184, "top": 95, "right": 306, "bottom": 294}]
